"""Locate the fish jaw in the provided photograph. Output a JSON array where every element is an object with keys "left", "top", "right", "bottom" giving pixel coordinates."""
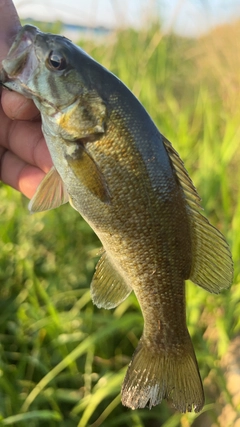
[{"left": 1, "top": 25, "right": 39, "bottom": 97}]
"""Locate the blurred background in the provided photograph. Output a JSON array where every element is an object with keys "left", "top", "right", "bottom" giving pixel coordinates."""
[{"left": 0, "top": 0, "right": 240, "bottom": 425}]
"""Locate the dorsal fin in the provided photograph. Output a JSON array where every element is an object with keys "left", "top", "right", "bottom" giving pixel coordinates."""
[
  {"left": 91, "top": 252, "right": 132, "bottom": 309},
  {"left": 163, "top": 136, "right": 233, "bottom": 293}
]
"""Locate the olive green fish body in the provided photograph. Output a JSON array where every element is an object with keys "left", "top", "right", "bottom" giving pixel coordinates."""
[{"left": 0, "top": 25, "right": 233, "bottom": 412}]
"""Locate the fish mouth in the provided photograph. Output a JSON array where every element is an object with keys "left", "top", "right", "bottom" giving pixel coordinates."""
[{"left": 1, "top": 25, "right": 39, "bottom": 84}]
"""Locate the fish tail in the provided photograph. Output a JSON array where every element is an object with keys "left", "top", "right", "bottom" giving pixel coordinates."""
[{"left": 121, "top": 335, "right": 204, "bottom": 412}]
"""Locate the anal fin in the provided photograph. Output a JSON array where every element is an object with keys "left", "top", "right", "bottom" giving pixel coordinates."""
[{"left": 91, "top": 252, "right": 132, "bottom": 309}]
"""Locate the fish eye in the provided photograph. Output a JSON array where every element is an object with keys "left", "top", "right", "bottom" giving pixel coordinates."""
[{"left": 47, "top": 51, "right": 67, "bottom": 71}]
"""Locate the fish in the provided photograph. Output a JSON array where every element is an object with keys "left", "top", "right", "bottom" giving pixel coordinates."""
[{"left": 0, "top": 24, "right": 233, "bottom": 413}]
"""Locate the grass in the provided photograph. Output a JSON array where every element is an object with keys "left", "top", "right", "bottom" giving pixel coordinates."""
[{"left": 0, "top": 15, "right": 240, "bottom": 427}]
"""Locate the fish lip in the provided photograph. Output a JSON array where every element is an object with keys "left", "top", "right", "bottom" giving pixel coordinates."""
[
  {"left": 0, "top": 25, "right": 41, "bottom": 97},
  {"left": 1, "top": 25, "right": 38, "bottom": 79},
  {"left": 0, "top": 68, "right": 10, "bottom": 89}
]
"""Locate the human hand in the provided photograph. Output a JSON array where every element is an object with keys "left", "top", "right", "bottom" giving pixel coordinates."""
[{"left": 0, "top": 0, "right": 52, "bottom": 199}]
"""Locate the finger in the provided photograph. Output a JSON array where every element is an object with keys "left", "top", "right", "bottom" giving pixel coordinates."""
[
  {"left": 1, "top": 90, "right": 40, "bottom": 120},
  {"left": 1, "top": 150, "right": 46, "bottom": 199},
  {"left": 0, "top": 103, "right": 52, "bottom": 173}
]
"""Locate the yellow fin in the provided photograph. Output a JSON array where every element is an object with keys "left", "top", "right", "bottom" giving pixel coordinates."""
[
  {"left": 188, "top": 209, "right": 233, "bottom": 293},
  {"left": 163, "top": 136, "right": 233, "bottom": 293},
  {"left": 67, "top": 145, "right": 110, "bottom": 204},
  {"left": 121, "top": 335, "right": 204, "bottom": 412},
  {"left": 91, "top": 252, "right": 132, "bottom": 309},
  {"left": 28, "top": 166, "right": 69, "bottom": 213}
]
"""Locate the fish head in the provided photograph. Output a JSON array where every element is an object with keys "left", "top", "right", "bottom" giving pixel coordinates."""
[
  {"left": 1, "top": 25, "right": 78, "bottom": 109},
  {"left": 1, "top": 25, "right": 110, "bottom": 205},
  {"left": 0, "top": 25, "right": 106, "bottom": 139}
]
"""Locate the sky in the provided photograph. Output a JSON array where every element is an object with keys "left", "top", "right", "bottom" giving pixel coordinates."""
[{"left": 12, "top": 0, "right": 240, "bottom": 37}]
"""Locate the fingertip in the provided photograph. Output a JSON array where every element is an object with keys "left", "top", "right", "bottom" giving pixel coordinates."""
[
  {"left": 19, "top": 165, "right": 46, "bottom": 199},
  {"left": 1, "top": 90, "right": 40, "bottom": 120},
  {"left": 1, "top": 150, "right": 46, "bottom": 199}
]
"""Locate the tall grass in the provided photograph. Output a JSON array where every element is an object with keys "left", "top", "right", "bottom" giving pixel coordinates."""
[{"left": 0, "top": 17, "right": 240, "bottom": 427}]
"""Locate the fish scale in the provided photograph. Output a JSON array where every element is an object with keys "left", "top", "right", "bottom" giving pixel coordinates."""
[{"left": 0, "top": 24, "right": 233, "bottom": 413}]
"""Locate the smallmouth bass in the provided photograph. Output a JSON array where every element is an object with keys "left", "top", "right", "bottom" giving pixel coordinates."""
[{"left": 0, "top": 25, "right": 233, "bottom": 412}]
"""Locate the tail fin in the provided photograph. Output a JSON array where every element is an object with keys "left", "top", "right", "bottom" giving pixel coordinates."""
[{"left": 121, "top": 336, "right": 204, "bottom": 412}]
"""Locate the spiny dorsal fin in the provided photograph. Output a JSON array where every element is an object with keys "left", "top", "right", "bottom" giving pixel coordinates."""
[
  {"left": 163, "top": 136, "right": 233, "bottom": 293},
  {"left": 163, "top": 137, "right": 201, "bottom": 208},
  {"left": 28, "top": 166, "right": 69, "bottom": 213},
  {"left": 91, "top": 252, "right": 132, "bottom": 309}
]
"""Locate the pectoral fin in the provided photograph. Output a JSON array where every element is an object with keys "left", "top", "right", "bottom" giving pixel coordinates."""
[
  {"left": 67, "top": 144, "right": 110, "bottom": 204},
  {"left": 28, "top": 166, "right": 69, "bottom": 213},
  {"left": 91, "top": 252, "right": 132, "bottom": 309}
]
